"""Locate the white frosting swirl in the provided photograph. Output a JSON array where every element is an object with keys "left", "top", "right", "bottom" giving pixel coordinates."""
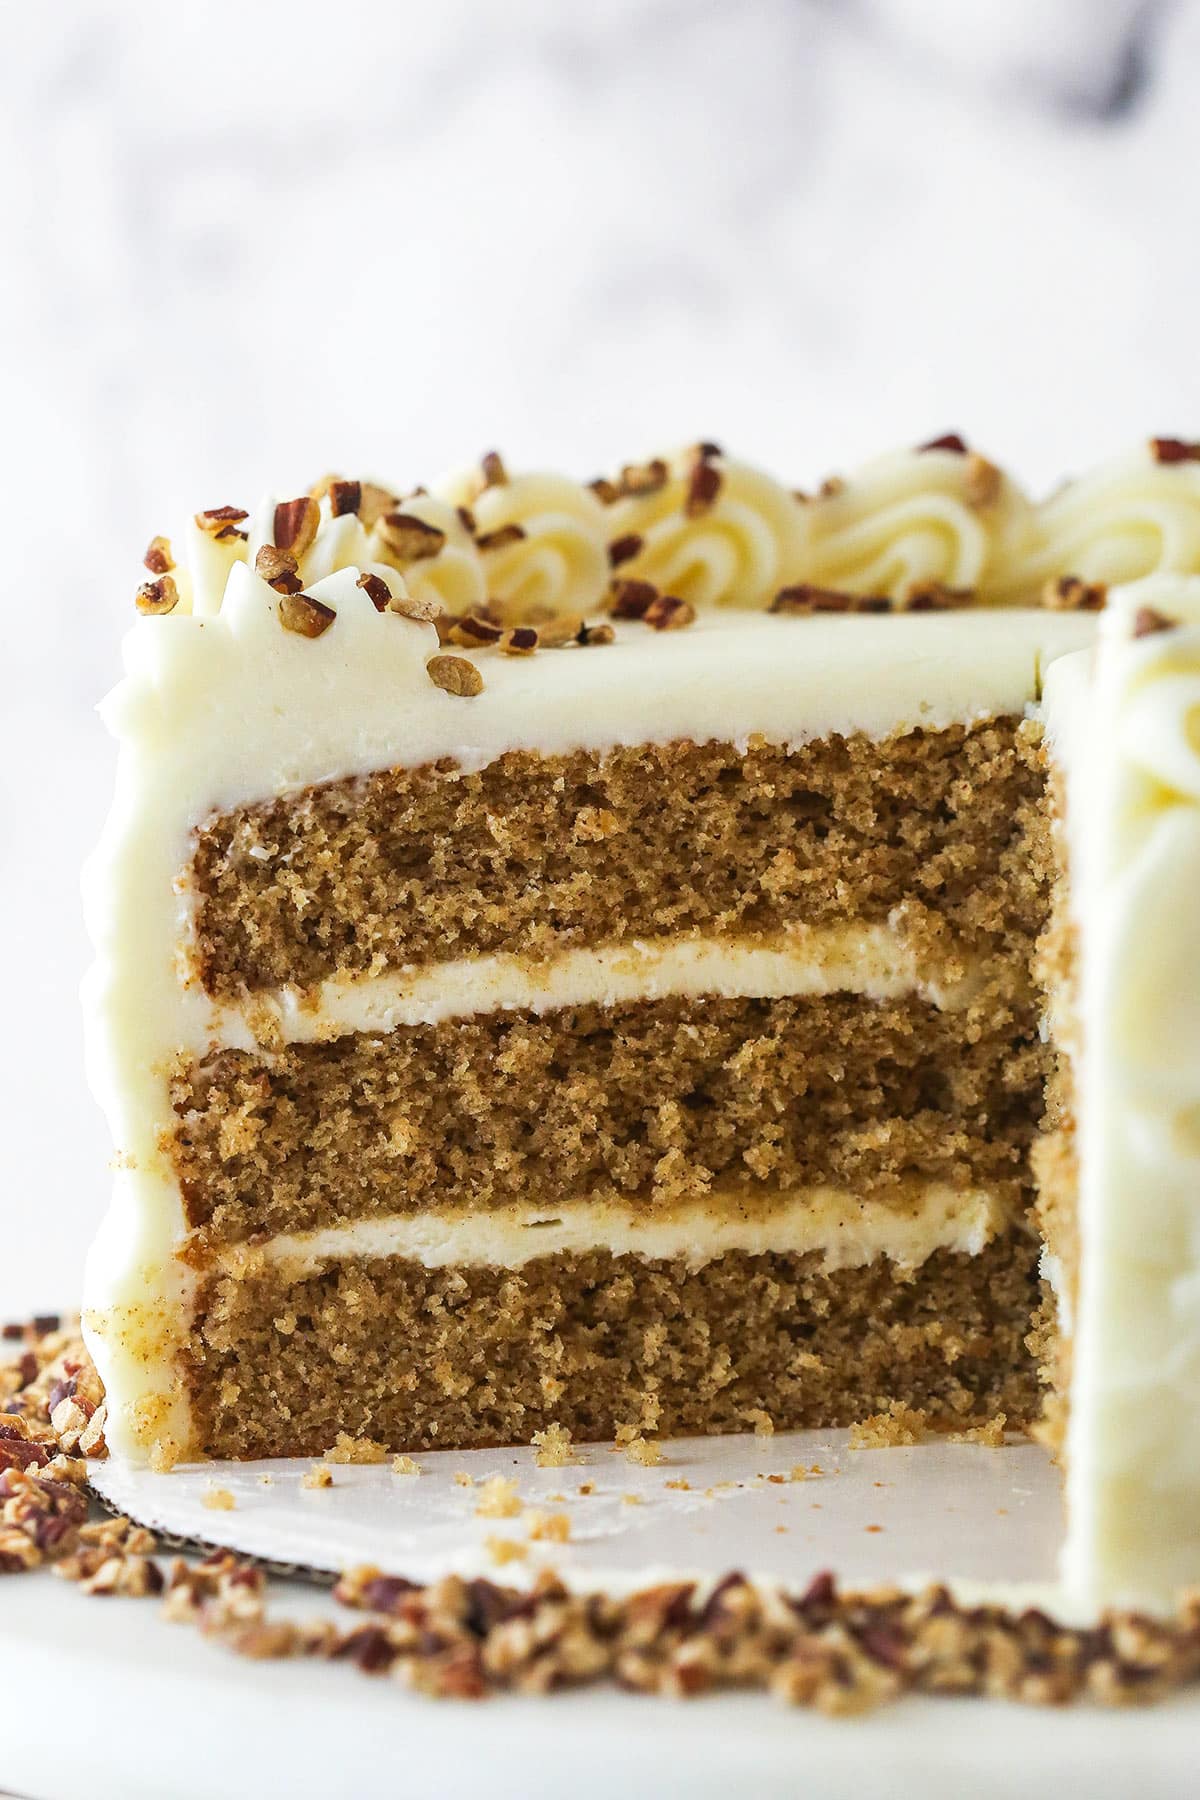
[
  {"left": 606, "top": 452, "right": 805, "bottom": 609},
  {"left": 436, "top": 470, "right": 610, "bottom": 618},
  {"left": 368, "top": 493, "right": 487, "bottom": 614},
  {"left": 797, "top": 448, "right": 1035, "bottom": 600},
  {"left": 993, "top": 448, "right": 1200, "bottom": 601}
]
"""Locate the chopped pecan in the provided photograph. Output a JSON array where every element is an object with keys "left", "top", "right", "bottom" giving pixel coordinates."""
[
  {"left": 480, "top": 450, "right": 508, "bottom": 487},
  {"left": 499, "top": 626, "right": 538, "bottom": 655},
  {"left": 427, "top": 654, "right": 484, "bottom": 696},
  {"left": 448, "top": 614, "right": 503, "bottom": 648},
  {"left": 1042, "top": 575, "right": 1107, "bottom": 612},
  {"left": 579, "top": 621, "right": 615, "bottom": 647},
  {"left": 771, "top": 583, "right": 887, "bottom": 615},
  {"left": 900, "top": 581, "right": 975, "bottom": 612},
  {"left": 537, "top": 613, "right": 586, "bottom": 647},
  {"left": 685, "top": 459, "right": 722, "bottom": 517},
  {"left": 1133, "top": 605, "right": 1176, "bottom": 637},
  {"left": 273, "top": 497, "right": 320, "bottom": 558},
  {"left": 328, "top": 479, "right": 363, "bottom": 519},
  {"left": 608, "top": 578, "right": 659, "bottom": 620},
  {"left": 617, "top": 458, "right": 669, "bottom": 498},
  {"left": 377, "top": 512, "right": 447, "bottom": 562},
  {"left": 143, "top": 535, "right": 174, "bottom": 575},
  {"left": 135, "top": 574, "right": 179, "bottom": 616},
  {"left": 588, "top": 476, "right": 620, "bottom": 505},
  {"left": 476, "top": 523, "right": 526, "bottom": 553},
  {"left": 277, "top": 591, "right": 336, "bottom": 638},
  {"left": 643, "top": 593, "right": 695, "bottom": 631},
  {"left": 1150, "top": 437, "right": 1200, "bottom": 465},
  {"left": 254, "top": 545, "right": 301, "bottom": 593},
  {"left": 355, "top": 570, "right": 392, "bottom": 612},
  {"left": 919, "top": 433, "right": 968, "bottom": 454},
  {"left": 608, "top": 533, "right": 643, "bottom": 567},
  {"left": 194, "top": 505, "right": 249, "bottom": 535}
]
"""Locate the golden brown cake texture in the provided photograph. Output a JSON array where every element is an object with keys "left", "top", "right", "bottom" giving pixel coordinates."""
[
  {"left": 162, "top": 714, "right": 1073, "bottom": 1456},
  {"left": 190, "top": 722, "right": 1049, "bottom": 992},
  {"left": 186, "top": 1239, "right": 1041, "bottom": 1460}
]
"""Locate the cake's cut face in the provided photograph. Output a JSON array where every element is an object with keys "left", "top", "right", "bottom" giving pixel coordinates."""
[{"left": 83, "top": 438, "right": 1200, "bottom": 1607}]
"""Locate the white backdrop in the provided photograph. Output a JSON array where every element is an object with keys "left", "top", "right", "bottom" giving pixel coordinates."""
[{"left": 0, "top": 0, "right": 1193, "bottom": 1314}]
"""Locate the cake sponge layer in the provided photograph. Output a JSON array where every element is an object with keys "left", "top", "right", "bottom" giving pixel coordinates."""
[
  {"left": 173, "top": 985, "right": 1049, "bottom": 1249},
  {"left": 185, "top": 1237, "right": 1044, "bottom": 1458},
  {"left": 190, "top": 721, "right": 1049, "bottom": 997}
]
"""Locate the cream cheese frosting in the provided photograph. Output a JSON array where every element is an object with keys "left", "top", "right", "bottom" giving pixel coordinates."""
[
  {"left": 217, "top": 1184, "right": 1015, "bottom": 1281},
  {"left": 1044, "top": 575, "right": 1200, "bottom": 1607},
  {"left": 193, "top": 925, "right": 989, "bottom": 1055},
  {"left": 152, "top": 439, "right": 1200, "bottom": 621}
]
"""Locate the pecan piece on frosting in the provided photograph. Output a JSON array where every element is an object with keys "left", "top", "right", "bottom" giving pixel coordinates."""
[
  {"left": 428, "top": 653, "right": 484, "bottom": 696},
  {"left": 1042, "top": 575, "right": 1107, "bottom": 612},
  {"left": 255, "top": 545, "right": 302, "bottom": 593},
  {"left": 355, "top": 570, "right": 392, "bottom": 612},
  {"left": 480, "top": 450, "right": 508, "bottom": 488},
  {"left": 617, "top": 458, "right": 669, "bottom": 498},
  {"left": 685, "top": 459, "right": 722, "bottom": 518},
  {"left": 1150, "top": 436, "right": 1200, "bottom": 465},
  {"left": 608, "top": 578, "right": 659, "bottom": 620},
  {"left": 143, "top": 535, "right": 174, "bottom": 575},
  {"left": 771, "top": 583, "right": 886, "bottom": 615},
  {"left": 1133, "top": 605, "right": 1176, "bottom": 637},
  {"left": 643, "top": 593, "right": 695, "bottom": 631},
  {"left": 194, "top": 505, "right": 249, "bottom": 541},
  {"left": 475, "top": 523, "right": 527, "bottom": 553},
  {"left": 918, "top": 432, "right": 969, "bottom": 454},
  {"left": 588, "top": 476, "right": 620, "bottom": 505},
  {"left": 135, "top": 574, "right": 179, "bottom": 616},
  {"left": 448, "top": 614, "right": 503, "bottom": 648},
  {"left": 578, "top": 621, "right": 615, "bottom": 646},
  {"left": 273, "top": 497, "right": 320, "bottom": 559},
  {"left": 328, "top": 479, "right": 363, "bottom": 519},
  {"left": 608, "top": 533, "right": 643, "bottom": 568},
  {"left": 499, "top": 626, "right": 539, "bottom": 655},
  {"left": 278, "top": 590, "right": 336, "bottom": 638},
  {"left": 900, "top": 581, "right": 975, "bottom": 612},
  {"left": 377, "top": 512, "right": 447, "bottom": 562},
  {"left": 356, "top": 483, "right": 398, "bottom": 530}
]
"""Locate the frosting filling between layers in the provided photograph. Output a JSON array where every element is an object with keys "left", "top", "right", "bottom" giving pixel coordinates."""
[
  {"left": 197, "top": 924, "right": 990, "bottom": 1051},
  {"left": 207, "top": 1182, "right": 1019, "bottom": 1279}
]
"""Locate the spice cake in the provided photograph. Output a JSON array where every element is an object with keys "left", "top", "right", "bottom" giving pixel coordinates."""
[{"left": 82, "top": 437, "right": 1200, "bottom": 1605}]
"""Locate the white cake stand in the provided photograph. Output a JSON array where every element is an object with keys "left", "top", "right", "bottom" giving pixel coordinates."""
[{"left": 3, "top": 1431, "right": 1197, "bottom": 1800}]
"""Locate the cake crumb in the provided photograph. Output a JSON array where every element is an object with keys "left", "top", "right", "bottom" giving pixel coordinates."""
[
  {"left": 664, "top": 1478, "right": 691, "bottom": 1492},
  {"left": 531, "top": 1422, "right": 576, "bottom": 1468},
  {"left": 391, "top": 1454, "right": 420, "bottom": 1476},
  {"left": 623, "top": 1434, "right": 662, "bottom": 1467},
  {"left": 621, "top": 1493, "right": 644, "bottom": 1507},
  {"left": 484, "top": 1536, "right": 528, "bottom": 1566},
  {"left": 746, "top": 1408, "right": 775, "bottom": 1437},
  {"left": 525, "top": 1510, "right": 571, "bottom": 1544},
  {"left": 302, "top": 1463, "right": 333, "bottom": 1490},
  {"left": 453, "top": 1470, "right": 474, "bottom": 1487},
  {"left": 950, "top": 1413, "right": 1007, "bottom": 1448},
  {"left": 475, "top": 1474, "right": 522, "bottom": 1519},
  {"left": 849, "top": 1404, "right": 930, "bottom": 1449},
  {"left": 202, "top": 1486, "right": 236, "bottom": 1511},
  {"left": 324, "top": 1433, "right": 389, "bottom": 1465},
  {"left": 578, "top": 1481, "right": 595, "bottom": 1496},
  {"left": 148, "top": 1438, "right": 180, "bottom": 1474}
]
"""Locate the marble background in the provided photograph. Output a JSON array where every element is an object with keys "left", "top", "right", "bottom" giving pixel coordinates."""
[{"left": 1, "top": 0, "right": 1195, "bottom": 1314}]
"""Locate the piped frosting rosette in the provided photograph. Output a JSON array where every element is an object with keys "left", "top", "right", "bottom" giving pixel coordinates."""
[
  {"left": 991, "top": 448, "right": 1200, "bottom": 601},
  {"left": 435, "top": 469, "right": 612, "bottom": 620},
  {"left": 604, "top": 450, "right": 806, "bottom": 610},
  {"left": 794, "top": 447, "right": 1037, "bottom": 602}
]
